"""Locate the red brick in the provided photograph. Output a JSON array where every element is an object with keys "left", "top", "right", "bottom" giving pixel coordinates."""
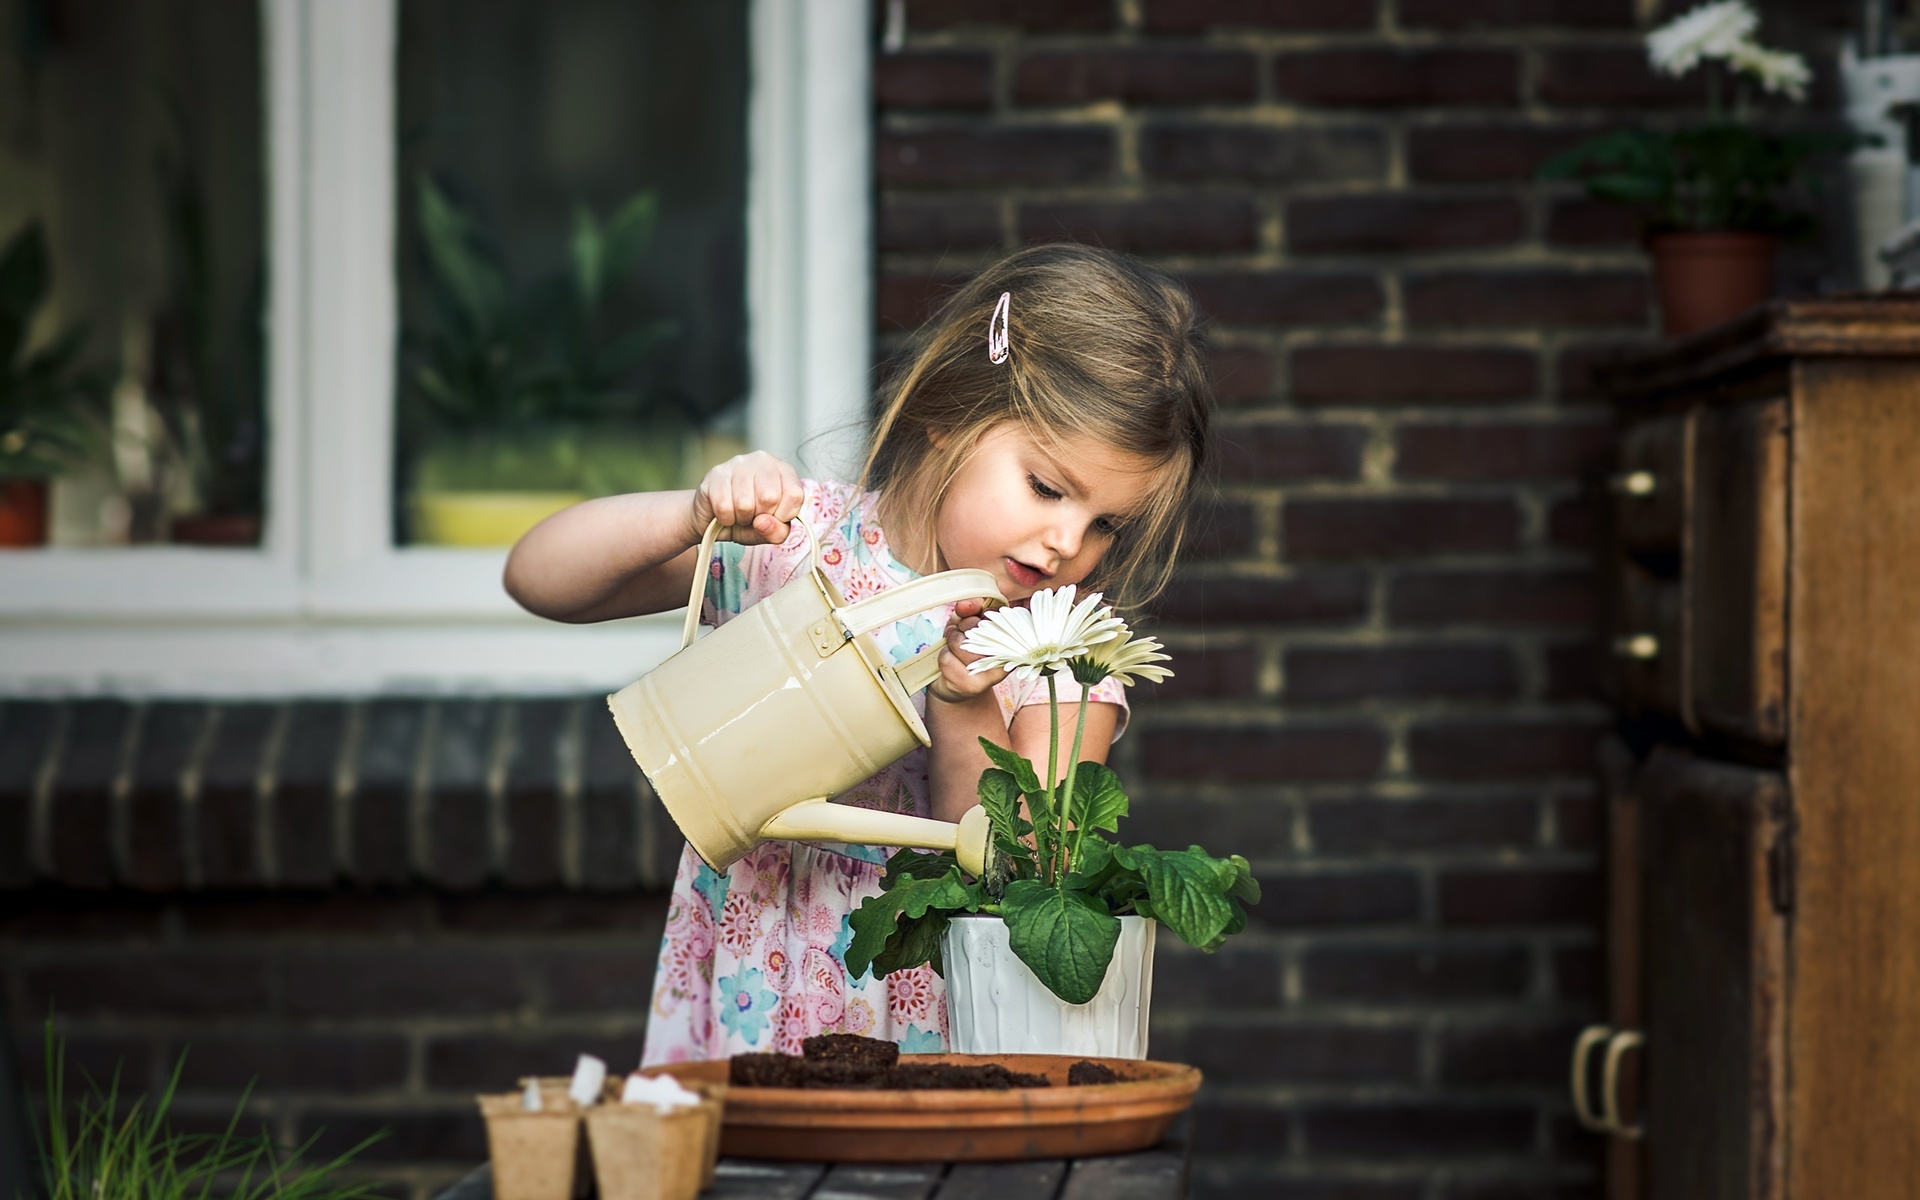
[
  {"left": 0, "top": 892, "right": 166, "bottom": 939},
  {"left": 426, "top": 1033, "right": 649, "bottom": 1088},
  {"left": 24, "top": 954, "right": 272, "bottom": 1018},
  {"left": 1019, "top": 196, "right": 1258, "bottom": 254},
  {"left": 1285, "top": 498, "right": 1519, "bottom": 561},
  {"left": 1438, "top": 865, "right": 1600, "bottom": 925},
  {"left": 1554, "top": 946, "right": 1600, "bottom": 1001},
  {"left": 904, "top": 0, "right": 1114, "bottom": 29},
  {"left": 1405, "top": 269, "right": 1649, "bottom": 329},
  {"left": 1544, "top": 637, "right": 1599, "bottom": 699},
  {"left": 14, "top": 1033, "right": 157, "bottom": 1097},
  {"left": 1183, "top": 270, "right": 1383, "bottom": 326},
  {"left": 1207, "top": 343, "right": 1276, "bottom": 404},
  {"left": 1399, "top": 0, "right": 1634, "bottom": 27},
  {"left": 283, "top": 952, "right": 525, "bottom": 1018},
  {"left": 1309, "top": 795, "right": 1537, "bottom": 851},
  {"left": 1288, "top": 194, "right": 1525, "bottom": 253},
  {"left": 1554, "top": 789, "right": 1600, "bottom": 849},
  {"left": 1439, "top": 1020, "right": 1589, "bottom": 1084},
  {"left": 1556, "top": 339, "right": 1653, "bottom": 402},
  {"left": 1252, "top": 868, "right": 1423, "bottom": 927},
  {"left": 877, "top": 269, "right": 970, "bottom": 330},
  {"left": 878, "top": 127, "right": 1114, "bottom": 187},
  {"left": 174, "top": 892, "right": 431, "bottom": 935},
  {"left": 1408, "top": 121, "right": 1604, "bottom": 183},
  {"left": 539, "top": 951, "right": 656, "bottom": 1013},
  {"left": 1143, "top": 0, "right": 1376, "bottom": 32},
  {"left": 1187, "top": 496, "right": 1259, "bottom": 562},
  {"left": 1217, "top": 422, "right": 1368, "bottom": 482},
  {"left": 1140, "top": 123, "right": 1386, "bottom": 182},
  {"left": 1300, "top": 944, "right": 1533, "bottom": 1001},
  {"left": 296, "top": 1107, "right": 487, "bottom": 1164},
  {"left": 1292, "top": 344, "right": 1539, "bottom": 405},
  {"left": 1302, "top": 1104, "right": 1537, "bottom": 1156},
  {"left": 1141, "top": 723, "right": 1389, "bottom": 782},
  {"left": 171, "top": 1034, "right": 410, "bottom": 1093},
  {"left": 1273, "top": 49, "right": 1519, "bottom": 108},
  {"left": 1548, "top": 494, "right": 1595, "bottom": 548},
  {"left": 437, "top": 892, "right": 668, "bottom": 933},
  {"left": 1186, "top": 1022, "right": 1421, "bottom": 1083},
  {"left": 1123, "top": 795, "right": 1296, "bottom": 859},
  {"left": 1188, "top": 1100, "right": 1296, "bottom": 1157},
  {"left": 1286, "top": 644, "right": 1519, "bottom": 702},
  {"left": 879, "top": 197, "right": 1003, "bottom": 253},
  {"left": 1149, "top": 569, "right": 1371, "bottom": 625},
  {"left": 1537, "top": 46, "right": 1709, "bottom": 107},
  {"left": 1389, "top": 567, "right": 1595, "bottom": 627},
  {"left": 1152, "top": 945, "right": 1284, "bottom": 1009},
  {"left": 875, "top": 51, "right": 993, "bottom": 110},
  {"left": 1548, "top": 196, "right": 1641, "bottom": 246},
  {"left": 1408, "top": 717, "right": 1602, "bottom": 780},
  {"left": 1394, "top": 419, "right": 1610, "bottom": 481},
  {"left": 1015, "top": 50, "right": 1257, "bottom": 106},
  {"left": 1141, "top": 642, "right": 1261, "bottom": 699}
]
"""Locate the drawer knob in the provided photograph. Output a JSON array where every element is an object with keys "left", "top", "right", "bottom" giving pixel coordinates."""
[
  {"left": 1611, "top": 634, "right": 1659, "bottom": 660},
  {"left": 1609, "top": 470, "right": 1657, "bottom": 497}
]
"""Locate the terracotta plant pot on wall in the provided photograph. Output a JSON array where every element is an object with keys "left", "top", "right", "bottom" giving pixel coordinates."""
[
  {"left": 0, "top": 478, "right": 49, "bottom": 547},
  {"left": 1648, "top": 231, "right": 1779, "bottom": 338}
]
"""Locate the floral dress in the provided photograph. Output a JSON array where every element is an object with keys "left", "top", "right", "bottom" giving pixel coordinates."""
[{"left": 639, "top": 479, "right": 1129, "bottom": 1065}]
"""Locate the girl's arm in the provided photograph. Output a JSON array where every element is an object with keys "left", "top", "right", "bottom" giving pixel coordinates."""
[{"left": 503, "top": 453, "right": 805, "bottom": 623}]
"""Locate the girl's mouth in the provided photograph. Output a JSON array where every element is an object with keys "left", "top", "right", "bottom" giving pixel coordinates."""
[{"left": 1005, "top": 558, "right": 1049, "bottom": 588}]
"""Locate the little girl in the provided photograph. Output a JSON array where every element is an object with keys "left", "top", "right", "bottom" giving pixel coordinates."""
[{"left": 504, "top": 244, "right": 1214, "bottom": 1064}]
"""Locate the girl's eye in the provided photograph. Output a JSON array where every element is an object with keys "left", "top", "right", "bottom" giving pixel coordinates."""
[
  {"left": 1026, "top": 473, "right": 1063, "bottom": 500},
  {"left": 1093, "top": 516, "right": 1121, "bottom": 537}
]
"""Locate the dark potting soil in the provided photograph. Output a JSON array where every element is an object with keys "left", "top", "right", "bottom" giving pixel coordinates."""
[{"left": 726, "top": 1035, "right": 1125, "bottom": 1091}]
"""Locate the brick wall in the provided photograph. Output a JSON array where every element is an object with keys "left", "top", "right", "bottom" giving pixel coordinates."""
[{"left": 875, "top": 1, "right": 1830, "bottom": 1197}]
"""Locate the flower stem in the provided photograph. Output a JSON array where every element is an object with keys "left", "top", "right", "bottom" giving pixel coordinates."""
[
  {"left": 1063, "top": 689, "right": 1092, "bottom": 883},
  {"left": 1045, "top": 672, "right": 1060, "bottom": 887}
]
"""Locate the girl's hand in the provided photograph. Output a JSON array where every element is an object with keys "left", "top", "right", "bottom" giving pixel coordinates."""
[
  {"left": 929, "top": 598, "right": 1007, "bottom": 705},
  {"left": 691, "top": 451, "right": 805, "bottom": 546}
]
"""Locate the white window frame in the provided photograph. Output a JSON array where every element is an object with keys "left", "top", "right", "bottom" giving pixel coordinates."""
[{"left": 0, "top": 0, "right": 872, "bottom": 697}]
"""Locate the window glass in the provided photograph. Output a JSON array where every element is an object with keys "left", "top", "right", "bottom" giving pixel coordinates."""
[
  {"left": 395, "top": 0, "right": 749, "bottom": 547},
  {"left": 0, "top": 0, "right": 265, "bottom": 548}
]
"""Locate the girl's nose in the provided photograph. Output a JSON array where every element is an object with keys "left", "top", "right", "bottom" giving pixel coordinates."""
[{"left": 1043, "top": 516, "right": 1086, "bottom": 564}]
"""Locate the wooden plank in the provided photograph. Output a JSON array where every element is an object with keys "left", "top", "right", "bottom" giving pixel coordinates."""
[
  {"left": 1058, "top": 1146, "right": 1186, "bottom": 1200},
  {"left": 1688, "top": 397, "right": 1789, "bottom": 746},
  {"left": 1600, "top": 296, "right": 1920, "bottom": 398},
  {"left": 431, "top": 1165, "right": 494, "bottom": 1200},
  {"left": 1596, "top": 735, "right": 1643, "bottom": 1200},
  {"left": 809, "top": 1162, "right": 947, "bottom": 1200},
  {"left": 1787, "top": 356, "right": 1920, "bottom": 1199},
  {"left": 708, "top": 1159, "right": 830, "bottom": 1200},
  {"left": 1638, "top": 749, "right": 1787, "bottom": 1200},
  {"left": 933, "top": 1161, "right": 1067, "bottom": 1200}
]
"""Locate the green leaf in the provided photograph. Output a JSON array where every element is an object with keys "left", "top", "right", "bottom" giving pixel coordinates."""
[
  {"left": 999, "top": 879, "right": 1121, "bottom": 1004},
  {"left": 1227, "top": 854, "right": 1261, "bottom": 906},
  {"left": 977, "top": 768, "right": 1025, "bottom": 845},
  {"left": 1112, "top": 844, "right": 1237, "bottom": 952},
  {"left": 1066, "top": 762, "right": 1128, "bottom": 834},
  {"left": 600, "top": 191, "right": 660, "bottom": 282},
  {"left": 416, "top": 176, "right": 510, "bottom": 330},
  {"left": 870, "top": 909, "right": 951, "bottom": 979},
  {"left": 569, "top": 203, "right": 604, "bottom": 310},
  {"left": 845, "top": 866, "right": 980, "bottom": 980}
]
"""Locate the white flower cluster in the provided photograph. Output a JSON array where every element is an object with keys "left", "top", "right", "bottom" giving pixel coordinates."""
[
  {"left": 960, "top": 584, "right": 1172, "bottom": 687},
  {"left": 1647, "top": 1, "right": 1810, "bottom": 100}
]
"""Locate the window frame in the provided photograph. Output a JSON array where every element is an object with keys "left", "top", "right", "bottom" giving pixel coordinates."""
[{"left": 0, "top": 0, "right": 873, "bottom": 696}]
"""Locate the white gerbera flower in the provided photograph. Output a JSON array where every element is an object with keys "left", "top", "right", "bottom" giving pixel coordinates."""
[
  {"left": 1646, "top": 0, "right": 1757, "bottom": 76},
  {"left": 1069, "top": 626, "right": 1175, "bottom": 688},
  {"left": 959, "top": 584, "right": 1125, "bottom": 682},
  {"left": 1725, "top": 38, "right": 1810, "bottom": 100}
]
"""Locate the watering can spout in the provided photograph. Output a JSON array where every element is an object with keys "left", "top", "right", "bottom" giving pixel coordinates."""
[{"left": 758, "top": 801, "right": 993, "bottom": 877}]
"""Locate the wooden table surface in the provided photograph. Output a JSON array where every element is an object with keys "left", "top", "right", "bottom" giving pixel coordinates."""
[{"left": 439, "top": 1116, "right": 1189, "bottom": 1200}]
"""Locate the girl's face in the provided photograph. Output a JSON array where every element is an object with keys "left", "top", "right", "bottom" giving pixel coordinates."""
[{"left": 929, "top": 423, "right": 1170, "bottom": 602}]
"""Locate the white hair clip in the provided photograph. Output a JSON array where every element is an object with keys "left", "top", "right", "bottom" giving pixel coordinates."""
[{"left": 987, "top": 291, "right": 1011, "bottom": 364}]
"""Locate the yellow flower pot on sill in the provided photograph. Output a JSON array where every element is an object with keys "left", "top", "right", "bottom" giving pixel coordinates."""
[{"left": 413, "top": 490, "right": 587, "bottom": 547}]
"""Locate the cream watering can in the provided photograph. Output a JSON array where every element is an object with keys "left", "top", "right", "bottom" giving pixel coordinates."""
[{"left": 607, "top": 518, "right": 1006, "bottom": 876}]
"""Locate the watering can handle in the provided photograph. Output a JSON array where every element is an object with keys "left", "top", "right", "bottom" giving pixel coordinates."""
[{"left": 681, "top": 518, "right": 823, "bottom": 650}]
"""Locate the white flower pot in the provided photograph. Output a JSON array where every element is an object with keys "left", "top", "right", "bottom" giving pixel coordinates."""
[{"left": 940, "top": 913, "right": 1156, "bottom": 1059}]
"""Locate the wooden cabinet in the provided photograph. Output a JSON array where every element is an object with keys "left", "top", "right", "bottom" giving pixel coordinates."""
[{"left": 1582, "top": 298, "right": 1920, "bottom": 1200}]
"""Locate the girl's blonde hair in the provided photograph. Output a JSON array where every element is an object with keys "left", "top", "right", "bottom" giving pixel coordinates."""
[{"left": 860, "top": 244, "right": 1213, "bottom": 611}]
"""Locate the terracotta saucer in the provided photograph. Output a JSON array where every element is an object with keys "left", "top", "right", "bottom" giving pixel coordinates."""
[{"left": 642, "top": 1054, "right": 1200, "bottom": 1163}]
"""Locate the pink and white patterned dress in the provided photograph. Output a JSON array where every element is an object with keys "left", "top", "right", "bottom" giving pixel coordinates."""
[{"left": 639, "top": 479, "right": 1128, "bottom": 1065}]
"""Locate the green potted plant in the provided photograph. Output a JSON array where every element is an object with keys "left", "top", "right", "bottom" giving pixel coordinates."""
[
  {"left": 845, "top": 586, "right": 1259, "bottom": 1058},
  {"left": 0, "top": 224, "right": 105, "bottom": 548},
  {"left": 402, "top": 177, "right": 681, "bottom": 547},
  {"left": 1540, "top": 1, "right": 1832, "bottom": 336}
]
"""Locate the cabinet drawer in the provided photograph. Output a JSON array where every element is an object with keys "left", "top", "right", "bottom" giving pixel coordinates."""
[
  {"left": 1688, "top": 399, "right": 1788, "bottom": 746},
  {"left": 1613, "top": 414, "right": 1693, "bottom": 559},
  {"left": 1609, "top": 566, "right": 1687, "bottom": 722}
]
